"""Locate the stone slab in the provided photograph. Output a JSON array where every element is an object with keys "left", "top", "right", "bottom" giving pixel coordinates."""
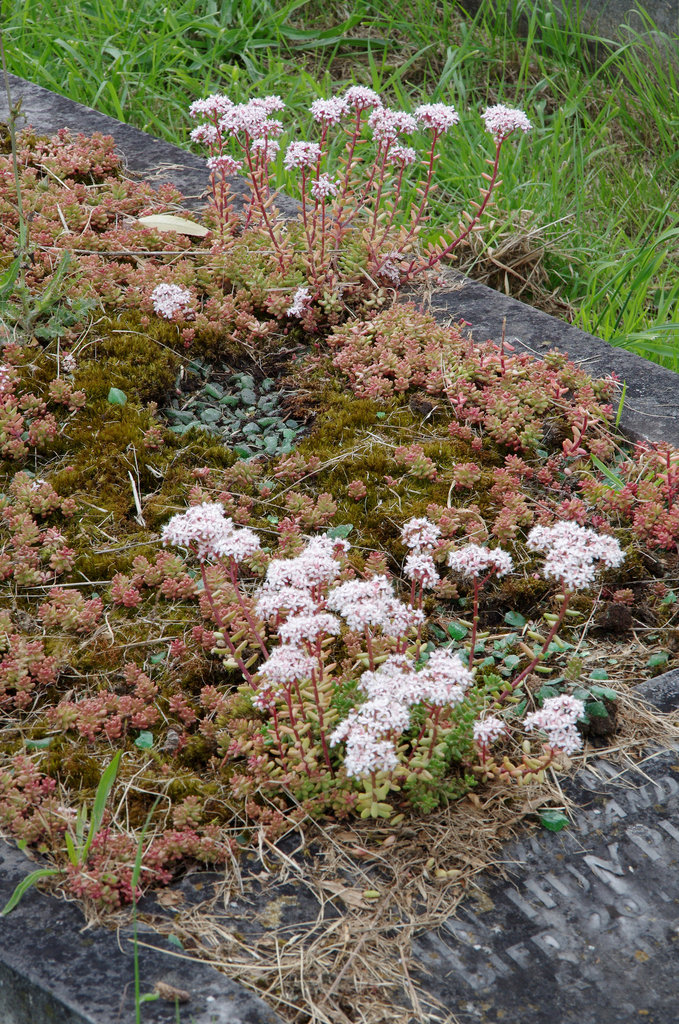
[
  {"left": 0, "top": 840, "right": 284, "bottom": 1024},
  {"left": 458, "top": 0, "right": 678, "bottom": 44},
  {"left": 412, "top": 739, "right": 679, "bottom": 1023}
]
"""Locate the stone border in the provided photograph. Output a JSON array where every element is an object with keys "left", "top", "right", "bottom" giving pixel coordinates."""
[
  {"left": 2, "top": 74, "right": 679, "bottom": 1022},
  {"left": 457, "top": 0, "right": 678, "bottom": 46},
  {"left": 0, "top": 836, "right": 283, "bottom": 1024}
]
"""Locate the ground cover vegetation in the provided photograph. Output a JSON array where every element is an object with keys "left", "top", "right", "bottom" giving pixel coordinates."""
[
  {"left": 0, "top": 9, "right": 679, "bottom": 1024},
  {"left": 2, "top": 0, "right": 678, "bottom": 368}
]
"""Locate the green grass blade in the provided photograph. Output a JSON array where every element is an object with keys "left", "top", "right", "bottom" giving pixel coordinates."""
[
  {"left": 80, "top": 749, "right": 122, "bottom": 864},
  {"left": 0, "top": 868, "right": 60, "bottom": 916}
]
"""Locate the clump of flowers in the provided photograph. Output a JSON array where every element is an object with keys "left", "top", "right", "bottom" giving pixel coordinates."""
[
  {"left": 150, "top": 283, "right": 194, "bottom": 321},
  {"left": 160, "top": 501, "right": 624, "bottom": 822},
  {"left": 187, "top": 86, "right": 531, "bottom": 301}
]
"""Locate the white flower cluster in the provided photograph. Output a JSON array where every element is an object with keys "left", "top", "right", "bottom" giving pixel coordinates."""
[
  {"left": 481, "top": 104, "right": 532, "bottom": 141},
  {"left": 326, "top": 575, "right": 423, "bottom": 635},
  {"left": 524, "top": 694, "right": 585, "bottom": 755},
  {"left": 400, "top": 517, "right": 441, "bottom": 552},
  {"left": 473, "top": 715, "right": 506, "bottom": 748},
  {"left": 189, "top": 94, "right": 234, "bottom": 119},
  {"left": 310, "top": 97, "right": 348, "bottom": 126},
  {"left": 250, "top": 138, "right": 280, "bottom": 162},
  {"left": 0, "top": 363, "right": 14, "bottom": 393},
  {"left": 330, "top": 650, "right": 473, "bottom": 777},
  {"left": 150, "top": 283, "right": 193, "bottom": 320},
  {"left": 161, "top": 502, "right": 260, "bottom": 563},
  {"left": 386, "top": 144, "right": 417, "bottom": 166},
  {"left": 343, "top": 86, "right": 382, "bottom": 111},
  {"left": 190, "top": 94, "right": 287, "bottom": 144},
  {"left": 447, "top": 543, "right": 514, "bottom": 579},
  {"left": 283, "top": 141, "right": 322, "bottom": 171},
  {"left": 310, "top": 173, "right": 339, "bottom": 200},
  {"left": 526, "top": 521, "right": 624, "bottom": 590},
  {"left": 206, "top": 154, "right": 243, "bottom": 174},
  {"left": 286, "top": 285, "right": 312, "bottom": 318},
  {"left": 404, "top": 552, "right": 439, "bottom": 589},
  {"left": 254, "top": 536, "right": 349, "bottom": 700},
  {"left": 219, "top": 98, "right": 285, "bottom": 139},
  {"left": 414, "top": 102, "right": 460, "bottom": 133},
  {"left": 367, "top": 107, "right": 417, "bottom": 144}
]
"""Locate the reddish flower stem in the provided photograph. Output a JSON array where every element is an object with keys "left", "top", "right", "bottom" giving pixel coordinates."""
[{"left": 199, "top": 563, "right": 253, "bottom": 684}]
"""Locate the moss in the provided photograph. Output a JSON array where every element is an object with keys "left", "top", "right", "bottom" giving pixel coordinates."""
[{"left": 73, "top": 312, "right": 180, "bottom": 405}]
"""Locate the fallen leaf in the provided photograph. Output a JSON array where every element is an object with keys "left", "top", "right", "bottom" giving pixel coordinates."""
[{"left": 137, "top": 214, "right": 209, "bottom": 238}]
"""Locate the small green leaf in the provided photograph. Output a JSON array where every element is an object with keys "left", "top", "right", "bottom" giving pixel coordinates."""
[
  {"left": 447, "top": 622, "right": 468, "bottom": 641},
  {"left": 590, "top": 454, "right": 624, "bottom": 492},
  {"left": 376, "top": 411, "right": 387, "bottom": 419},
  {"left": 536, "top": 685, "right": 559, "bottom": 702},
  {"left": 138, "top": 992, "right": 161, "bottom": 1004},
  {"left": 328, "top": 524, "right": 353, "bottom": 539},
  {"left": 589, "top": 668, "right": 609, "bottom": 680},
  {"left": 149, "top": 653, "right": 166, "bottom": 664},
  {"left": 586, "top": 700, "right": 609, "bottom": 718},
  {"left": 167, "top": 934, "right": 184, "bottom": 949},
  {"left": 540, "top": 811, "right": 569, "bottom": 832},
  {"left": 134, "top": 731, "right": 154, "bottom": 749},
  {"left": 107, "top": 387, "right": 127, "bottom": 406},
  {"left": 24, "top": 737, "right": 53, "bottom": 749},
  {"left": 647, "top": 652, "right": 669, "bottom": 667},
  {"left": 504, "top": 610, "right": 526, "bottom": 627},
  {"left": 503, "top": 654, "right": 521, "bottom": 670},
  {"left": 590, "top": 685, "right": 618, "bottom": 701}
]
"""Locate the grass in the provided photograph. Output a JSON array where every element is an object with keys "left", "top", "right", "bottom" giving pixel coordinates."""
[{"left": 2, "top": 0, "right": 678, "bottom": 366}]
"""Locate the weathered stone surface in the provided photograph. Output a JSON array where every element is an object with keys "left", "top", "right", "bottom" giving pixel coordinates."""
[
  {"left": 412, "top": 672, "right": 679, "bottom": 1024},
  {"left": 0, "top": 840, "right": 284, "bottom": 1024},
  {"left": 458, "top": 0, "right": 678, "bottom": 44}
]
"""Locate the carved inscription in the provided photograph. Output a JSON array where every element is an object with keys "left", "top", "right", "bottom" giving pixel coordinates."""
[{"left": 413, "top": 753, "right": 679, "bottom": 1022}]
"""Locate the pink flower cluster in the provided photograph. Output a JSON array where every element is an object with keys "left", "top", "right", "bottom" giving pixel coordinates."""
[
  {"left": 161, "top": 502, "right": 260, "bottom": 563},
  {"left": 481, "top": 104, "right": 533, "bottom": 141},
  {"left": 414, "top": 103, "right": 460, "bottom": 133},
  {"left": 524, "top": 695, "right": 585, "bottom": 755},
  {"left": 526, "top": 521, "right": 624, "bottom": 590}
]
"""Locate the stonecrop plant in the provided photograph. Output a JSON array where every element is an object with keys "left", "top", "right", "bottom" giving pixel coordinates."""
[
  {"left": 187, "top": 88, "right": 531, "bottom": 314},
  {"left": 160, "top": 501, "right": 623, "bottom": 821},
  {"left": 1, "top": 84, "right": 678, "bottom": 920}
]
